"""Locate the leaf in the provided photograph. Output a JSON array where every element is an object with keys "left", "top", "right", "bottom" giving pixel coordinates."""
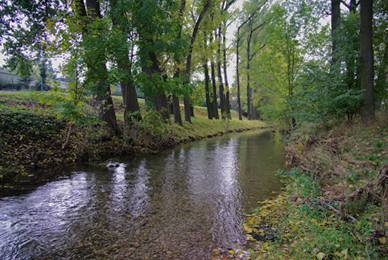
[
  {"left": 316, "top": 252, "right": 325, "bottom": 260},
  {"left": 378, "top": 237, "right": 386, "bottom": 244}
]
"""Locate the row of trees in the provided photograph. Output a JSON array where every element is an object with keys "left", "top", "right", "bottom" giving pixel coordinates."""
[
  {"left": 1, "top": 0, "right": 387, "bottom": 133},
  {"left": 1, "top": 0, "right": 245, "bottom": 134},
  {"left": 236, "top": 0, "right": 387, "bottom": 128}
]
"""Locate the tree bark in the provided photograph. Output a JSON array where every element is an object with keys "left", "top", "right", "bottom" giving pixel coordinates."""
[
  {"left": 331, "top": 0, "right": 341, "bottom": 66},
  {"left": 109, "top": 0, "right": 141, "bottom": 127},
  {"left": 211, "top": 59, "right": 219, "bottom": 119},
  {"left": 222, "top": 22, "right": 231, "bottom": 119},
  {"left": 216, "top": 28, "right": 226, "bottom": 119},
  {"left": 171, "top": 0, "right": 185, "bottom": 126},
  {"left": 203, "top": 37, "right": 213, "bottom": 119},
  {"left": 236, "top": 28, "right": 242, "bottom": 120},
  {"left": 360, "top": 0, "right": 374, "bottom": 124},
  {"left": 172, "top": 94, "right": 182, "bottom": 125},
  {"left": 76, "top": 0, "right": 120, "bottom": 134},
  {"left": 246, "top": 22, "right": 253, "bottom": 120}
]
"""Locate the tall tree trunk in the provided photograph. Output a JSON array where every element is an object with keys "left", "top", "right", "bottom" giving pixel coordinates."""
[
  {"left": 246, "top": 30, "right": 252, "bottom": 120},
  {"left": 222, "top": 23, "right": 231, "bottom": 119},
  {"left": 141, "top": 48, "right": 170, "bottom": 121},
  {"left": 171, "top": 0, "right": 185, "bottom": 126},
  {"left": 203, "top": 51, "right": 213, "bottom": 119},
  {"left": 331, "top": 0, "right": 341, "bottom": 66},
  {"left": 172, "top": 94, "right": 182, "bottom": 125},
  {"left": 360, "top": 0, "right": 374, "bottom": 124},
  {"left": 236, "top": 28, "right": 242, "bottom": 120},
  {"left": 216, "top": 29, "right": 226, "bottom": 119},
  {"left": 109, "top": 0, "right": 141, "bottom": 129},
  {"left": 211, "top": 59, "right": 219, "bottom": 119},
  {"left": 172, "top": 70, "right": 183, "bottom": 125},
  {"left": 76, "top": 0, "right": 120, "bottom": 134},
  {"left": 183, "top": 98, "right": 191, "bottom": 123}
]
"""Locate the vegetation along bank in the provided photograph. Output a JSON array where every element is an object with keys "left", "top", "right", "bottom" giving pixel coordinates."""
[
  {"left": 233, "top": 117, "right": 388, "bottom": 260},
  {"left": 0, "top": 91, "right": 266, "bottom": 193}
]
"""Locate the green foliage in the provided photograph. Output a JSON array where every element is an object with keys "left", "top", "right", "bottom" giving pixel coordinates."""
[
  {"left": 33, "top": 90, "right": 100, "bottom": 126},
  {"left": 291, "top": 63, "right": 363, "bottom": 127},
  {"left": 0, "top": 109, "right": 65, "bottom": 140}
]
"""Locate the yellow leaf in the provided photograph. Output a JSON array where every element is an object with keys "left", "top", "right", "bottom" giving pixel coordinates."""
[
  {"left": 316, "top": 252, "right": 326, "bottom": 260},
  {"left": 378, "top": 237, "right": 386, "bottom": 244},
  {"left": 341, "top": 248, "right": 348, "bottom": 255}
]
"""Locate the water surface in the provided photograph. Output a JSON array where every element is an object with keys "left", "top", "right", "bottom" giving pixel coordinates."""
[{"left": 0, "top": 129, "right": 284, "bottom": 259}]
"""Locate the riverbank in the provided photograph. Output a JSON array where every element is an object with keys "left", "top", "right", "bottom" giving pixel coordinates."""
[
  {"left": 0, "top": 91, "right": 267, "bottom": 192},
  {"left": 239, "top": 116, "right": 388, "bottom": 260}
]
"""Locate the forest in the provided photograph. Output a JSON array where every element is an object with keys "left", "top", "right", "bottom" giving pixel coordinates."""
[{"left": 1, "top": 0, "right": 386, "bottom": 132}]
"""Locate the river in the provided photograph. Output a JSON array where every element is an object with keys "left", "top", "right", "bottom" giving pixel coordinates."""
[{"left": 0, "top": 129, "right": 284, "bottom": 259}]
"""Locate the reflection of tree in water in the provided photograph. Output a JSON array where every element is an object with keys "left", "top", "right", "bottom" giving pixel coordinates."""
[{"left": 0, "top": 130, "right": 285, "bottom": 259}]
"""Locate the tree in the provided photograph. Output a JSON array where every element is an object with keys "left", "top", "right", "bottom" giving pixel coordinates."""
[
  {"left": 236, "top": 0, "right": 267, "bottom": 120},
  {"left": 74, "top": 0, "right": 120, "bottom": 134},
  {"left": 360, "top": 0, "right": 374, "bottom": 124},
  {"left": 108, "top": 0, "right": 141, "bottom": 131},
  {"left": 1, "top": 0, "right": 64, "bottom": 83},
  {"left": 182, "top": 0, "right": 212, "bottom": 123}
]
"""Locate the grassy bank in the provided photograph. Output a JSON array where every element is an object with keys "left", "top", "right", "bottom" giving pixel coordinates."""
[
  {"left": 0, "top": 91, "right": 266, "bottom": 190},
  {"left": 241, "top": 116, "right": 388, "bottom": 259}
]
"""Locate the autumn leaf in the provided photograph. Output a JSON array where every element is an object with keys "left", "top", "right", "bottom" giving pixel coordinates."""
[
  {"left": 316, "top": 252, "right": 325, "bottom": 260},
  {"left": 378, "top": 237, "right": 386, "bottom": 245}
]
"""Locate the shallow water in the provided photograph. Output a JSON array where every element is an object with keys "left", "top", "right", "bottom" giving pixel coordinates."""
[{"left": 0, "top": 129, "right": 284, "bottom": 259}]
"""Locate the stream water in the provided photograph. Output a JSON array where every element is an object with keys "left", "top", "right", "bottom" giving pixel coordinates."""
[{"left": 0, "top": 129, "right": 284, "bottom": 259}]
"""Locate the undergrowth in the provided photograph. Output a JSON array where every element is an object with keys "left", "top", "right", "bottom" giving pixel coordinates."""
[{"left": 237, "top": 116, "right": 388, "bottom": 260}]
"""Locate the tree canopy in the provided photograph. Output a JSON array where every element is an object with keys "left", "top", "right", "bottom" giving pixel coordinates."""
[{"left": 1, "top": 0, "right": 387, "bottom": 132}]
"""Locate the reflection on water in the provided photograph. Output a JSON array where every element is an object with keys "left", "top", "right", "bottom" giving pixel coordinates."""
[{"left": 0, "top": 129, "right": 284, "bottom": 259}]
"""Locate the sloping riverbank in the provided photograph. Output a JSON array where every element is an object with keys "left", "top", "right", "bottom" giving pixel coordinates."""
[
  {"left": 238, "top": 119, "right": 388, "bottom": 260},
  {"left": 0, "top": 91, "right": 267, "bottom": 193}
]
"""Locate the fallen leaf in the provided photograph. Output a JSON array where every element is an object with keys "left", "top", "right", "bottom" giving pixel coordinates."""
[
  {"left": 378, "top": 237, "right": 386, "bottom": 244},
  {"left": 316, "top": 252, "right": 325, "bottom": 260},
  {"left": 341, "top": 249, "right": 348, "bottom": 256}
]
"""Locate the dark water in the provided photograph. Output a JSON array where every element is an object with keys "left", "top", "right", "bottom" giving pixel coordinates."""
[{"left": 0, "top": 129, "right": 284, "bottom": 259}]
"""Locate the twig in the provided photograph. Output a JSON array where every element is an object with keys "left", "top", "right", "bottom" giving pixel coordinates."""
[{"left": 62, "top": 123, "right": 72, "bottom": 149}]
